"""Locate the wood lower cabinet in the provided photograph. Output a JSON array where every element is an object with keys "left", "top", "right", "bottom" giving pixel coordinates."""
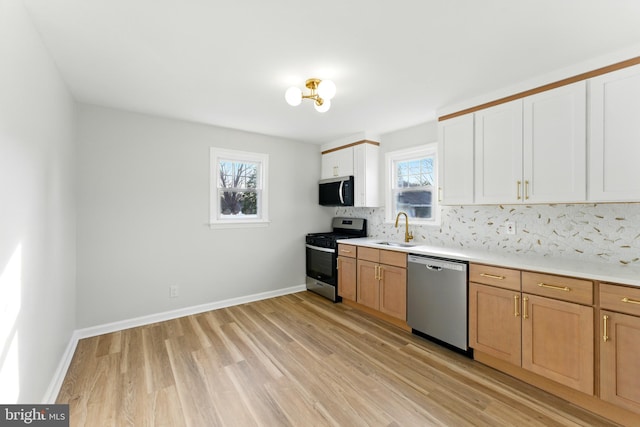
[
  {"left": 599, "top": 283, "right": 640, "bottom": 414},
  {"left": 356, "top": 260, "right": 379, "bottom": 308},
  {"left": 469, "top": 282, "right": 521, "bottom": 366},
  {"left": 600, "top": 310, "right": 640, "bottom": 413},
  {"left": 337, "top": 244, "right": 357, "bottom": 301},
  {"left": 469, "top": 264, "right": 594, "bottom": 395},
  {"left": 356, "top": 247, "right": 407, "bottom": 321},
  {"left": 378, "top": 264, "right": 407, "bottom": 319},
  {"left": 522, "top": 293, "right": 593, "bottom": 394}
]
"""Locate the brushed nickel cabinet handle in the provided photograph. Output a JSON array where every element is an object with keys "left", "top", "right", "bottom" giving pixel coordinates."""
[
  {"left": 603, "top": 315, "right": 609, "bottom": 343},
  {"left": 622, "top": 297, "right": 640, "bottom": 305},
  {"left": 480, "top": 273, "right": 505, "bottom": 280},
  {"left": 537, "top": 282, "right": 571, "bottom": 292}
]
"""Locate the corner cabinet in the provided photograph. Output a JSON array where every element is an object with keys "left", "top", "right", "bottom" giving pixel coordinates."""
[
  {"left": 474, "top": 81, "right": 586, "bottom": 204},
  {"left": 321, "top": 141, "right": 379, "bottom": 207},
  {"left": 438, "top": 113, "right": 474, "bottom": 205},
  {"left": 589, "top": 64, "right": 640, "bottom": 201}
]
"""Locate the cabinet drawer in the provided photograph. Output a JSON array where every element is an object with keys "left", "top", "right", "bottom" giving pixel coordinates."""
[
  {"left": 379, "top": 250, "right": 406, "bottom": 268},
  {"left": 338, "top": 244, "right": 357, "bottom": 258},
  {"left": 522, "top": 272, "right": 593, "bottom": 305},
  {"left": 358, "top": 247, "right": 379, "bottom": 262},
  {"left": 600, "top": 283, "right": 640, "bottom": 316},
  {"left": 469, "top": 264, "right": 521, "bottom": 291}
]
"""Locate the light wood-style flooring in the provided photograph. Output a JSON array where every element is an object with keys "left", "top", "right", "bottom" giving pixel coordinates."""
[{"left": 57, "top": 291, "right": 619, "bottom": 426}]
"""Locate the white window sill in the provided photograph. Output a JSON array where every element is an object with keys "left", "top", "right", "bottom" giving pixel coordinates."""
[{"left": 208, "top": 220, "right": 270, "bottom": 230}]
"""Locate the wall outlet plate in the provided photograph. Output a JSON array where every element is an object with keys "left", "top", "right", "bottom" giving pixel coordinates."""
[
  {"left": 505, "top": 221, "right": 516, "bottom": 235},
  {"left": 169, "top": 285, "right": 179, "bottom": 298}
]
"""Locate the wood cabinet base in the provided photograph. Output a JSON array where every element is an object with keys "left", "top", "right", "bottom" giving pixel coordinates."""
[
  {"left": 474, "top": 350, "right": 640, "bottom": 427},
  {"left": 342, "top": 298, "right": 411, "bottom": 332}
]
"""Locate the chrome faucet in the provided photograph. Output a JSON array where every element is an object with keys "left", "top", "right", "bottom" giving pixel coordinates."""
[{"left": 395, "top": 211, "right": 414, "bottom": 243}]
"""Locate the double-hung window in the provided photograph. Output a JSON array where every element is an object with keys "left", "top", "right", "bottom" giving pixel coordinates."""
[
  {"left": 385, "top": 144, "right": 438, "bottom": 224},
  {"left": 210, "top": 148, "right": 269, "bottom": 228}
]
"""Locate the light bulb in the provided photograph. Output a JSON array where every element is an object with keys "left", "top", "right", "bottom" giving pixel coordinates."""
[
  {"left": 285, "top": 86, "right": 302, "bottom": 106},
  {"left": 314, "top": 99, "right": 331, "bottom": 113},
  {"left": 317, "top": 79, "right": 336, "bottom": 100}
]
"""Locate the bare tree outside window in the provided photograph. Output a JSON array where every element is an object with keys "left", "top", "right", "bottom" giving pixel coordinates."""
[
  {"left": 219, "top": 161, "right": 259, "bottom": 216},
  {"left": 210, "top": 147, "right": 269, "bottom": 227}
]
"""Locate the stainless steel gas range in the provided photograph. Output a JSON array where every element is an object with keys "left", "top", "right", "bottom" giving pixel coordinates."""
[{"left": 305, "top": 217, "right": 367, "bottom": 302}]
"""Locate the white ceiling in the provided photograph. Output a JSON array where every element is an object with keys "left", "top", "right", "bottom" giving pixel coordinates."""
[{"left": 23, "top": 0, "right": 640, "bottom": 144}]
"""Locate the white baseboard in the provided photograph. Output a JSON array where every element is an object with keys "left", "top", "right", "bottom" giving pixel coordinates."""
[
  {"left": 42, "top": 329, "right": 81, "bottom": 404},
  {"left": 44, "top": 284, "right": 306, "bottom": 402}
]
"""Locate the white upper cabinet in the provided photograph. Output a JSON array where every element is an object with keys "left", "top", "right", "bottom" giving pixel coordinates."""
[
  {"left": 321, "top": 147, "right": 354, "bottom": 179},
  {"left": 589, "top": 64, "right": 640, "bottom": 201},
  {"left": 474, "top": 99, "right": 523, "bottom": 204},
  {"left": 523, "top": 81, "right": 586, "bottom": 203},
  {"left": 353, "top": 143, "right": 379, "bottom": 207},
  {"left": 438, "top": 113, "right": 474, "bottom": 205},
  {"left": 474, "top": 82, "right": 586, "bottom": 204},
  {"left": 320, "top": 142, "right": 380, "bottom": 207}
]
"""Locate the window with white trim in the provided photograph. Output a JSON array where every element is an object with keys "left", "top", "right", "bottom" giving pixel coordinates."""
[
  {"left": 385, "top": 144, "right": 438, "bottom": 224},
  {"left": 210, "top": 148, "right": 269, "bottom": 228}
]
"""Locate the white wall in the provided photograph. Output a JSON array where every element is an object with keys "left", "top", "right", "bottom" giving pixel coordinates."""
[
  {"left": 0, "top": 0, "right": 77, "bottom": 403},
  {"left": 76, "top": 105, "right": 332, "bottom": 328}
]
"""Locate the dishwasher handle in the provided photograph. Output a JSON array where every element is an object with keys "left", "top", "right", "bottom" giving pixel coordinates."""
[{"left": 426, "top": 264, "right": 443, "bottom": 271}]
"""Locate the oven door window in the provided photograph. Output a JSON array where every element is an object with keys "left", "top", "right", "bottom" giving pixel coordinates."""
[{"left": 306, "top": 246, "right": 336, "bottom": 285}]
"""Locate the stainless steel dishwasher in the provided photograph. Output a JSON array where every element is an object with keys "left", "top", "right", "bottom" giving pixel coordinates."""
[{"left": 407, "top": 254, "right": 469, "bottom": 352}]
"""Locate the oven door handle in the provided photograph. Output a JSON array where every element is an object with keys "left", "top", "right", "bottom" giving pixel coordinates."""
[{"left": 306, "top": 244, "right": 336, "bottom": 254}]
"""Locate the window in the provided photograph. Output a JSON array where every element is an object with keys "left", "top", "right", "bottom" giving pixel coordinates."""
[
  {"left": 385, "top": 144, "right": 438, "bottom": 224},
  {"left": 210, "top": 148, "right": 269, "bottom": 228}
]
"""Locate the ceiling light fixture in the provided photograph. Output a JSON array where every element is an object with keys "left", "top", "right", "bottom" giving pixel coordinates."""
[{"left": 285, "top": 78, "right": 336, "bottom": 113}]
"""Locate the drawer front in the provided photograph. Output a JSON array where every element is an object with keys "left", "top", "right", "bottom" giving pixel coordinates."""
[
  {"left": 600, "top": 283, "right": 640, "bottom": 316},
  {"left": 522, "top": 272, "right": 593, "bottom": 305},
  {"left": 337, "top": 244, "right": 357, "bottom": 258},
  {"left": 469, "top": 264, "right": 521, "bottom": 291},
  {"left": 379, "top": 249, "right": 406, "bottom": 268},
  {"left": 357, "top": 246, "right": 380, "bottom": 263}
]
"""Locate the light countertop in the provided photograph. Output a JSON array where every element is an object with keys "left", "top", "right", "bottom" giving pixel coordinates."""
[{"left": 338, "top": 237, "right": 640, "bottom": 288}]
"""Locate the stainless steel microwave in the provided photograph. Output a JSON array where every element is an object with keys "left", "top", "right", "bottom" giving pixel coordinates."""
[{"left": 319, "top": 176, "right": 354, "bottom": 206}]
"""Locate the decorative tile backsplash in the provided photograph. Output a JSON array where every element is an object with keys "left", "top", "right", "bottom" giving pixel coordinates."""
[{"left": 336, "top": 204, "right": 640, "bottom": 266}]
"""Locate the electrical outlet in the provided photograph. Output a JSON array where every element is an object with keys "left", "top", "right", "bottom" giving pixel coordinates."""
[
  {"left": 169, "top": 285, "right": 179, "bottom": 298},
  {"left": 505, "top": 221, "right": 516, "bottom": 235}
]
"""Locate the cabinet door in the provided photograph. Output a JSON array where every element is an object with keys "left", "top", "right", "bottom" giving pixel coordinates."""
[
  {"left": 321, "top": 148, "right": 354, "bottom": 179},
  {"left": 589, "top": 64, "right": 640, "bottom": 201},
  {"left": 438, "top": 113, "right": 474, "bottom": 204},
  {"left": 600, "top": 310, "right": 640, "bottom": 414},
  {"left": 353, "top": 143, "right": 379, "bottom": 207},
  {"left": 521, "top": 294, "right": 593, "bottom": 394},
  {"left": 379, "top": 264, "right": 407, "bottom": 320},
  {"left": 469, "top": 283, "right": 521, "bottom": 366},
  {"left": 337, "top": 256, "right": 357, "bottom": 301},
  {"left": 523, "top": 81, "right": 586, "bottom": 203},
  {"left": 357, "top": 260, "right": 379, "bottom": 310},
  {"left": 475, "top": 100, "right": 523, "bottom": 204}
]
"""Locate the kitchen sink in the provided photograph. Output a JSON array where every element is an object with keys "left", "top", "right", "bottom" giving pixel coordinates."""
[{"left": 375, "top": 241, "right": 416, "bottom": 248}]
